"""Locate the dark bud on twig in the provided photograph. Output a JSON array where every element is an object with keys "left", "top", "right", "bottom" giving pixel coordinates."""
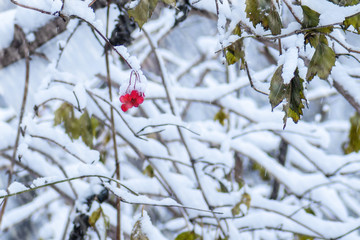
[
  {"left": 105, "top": 12, "right": 136, "bottom": 52},
  {"left": 69, "top": 214, "right": 90, "bottom": 240},
  {"left": 174, "top": 1, "right": 191, "bottom": 28},
  {"left": 97, "top": 188, "right": 109, "bottom": 203}
]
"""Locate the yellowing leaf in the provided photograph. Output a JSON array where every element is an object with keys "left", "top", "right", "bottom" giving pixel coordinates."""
[
  {"left": 241, "top": 192, "right": 251, "bottom": 210},
  {"left": 295, "top": 234, "right": 314, "bottom": 240},
  {"left": 214, "top": 108, "right": 229, "bottom": 126},
  {"left": 143, "top": 165, "right": 155, "bottom": 178},
  {"left": 283, "top": 69, "right": 307, "bottom": 127},
  {"left": 231, "top": 192, "right": 251, "bottom": 216},
  {"left": 128, "top": 0, "right": 158, "bottom": 28},
  {"left": 269, "top": 68, "right": 307, "bottom": 128},
  {"left": 89, "top": 208, "right": 102, "bottom": 227},
  {"left": 344, "top": 112, "right": 360, "bottom": 154},
  {"left": 306, "top": 41, "right": 336, "bottom": 81},
  {"left": 286, "top": 70, "right": 306, "bottom": 119},
  {"left": 175, "top": 231, "right": 201, "bottom": 240},
  {"left": 225, "top": 39, "right": 245, "bottom": 66},
  {"left": 225, "top": 25, "right": 245, "bottom": 66},
  {"left": 131, "top": 220, "right": 149, "bottom": 240},
  {"left": 344, "top": 13, "right": 360, "bottom": 33},
  {"left": 231, "top": 202, "right": 241, "bottom": 216}
]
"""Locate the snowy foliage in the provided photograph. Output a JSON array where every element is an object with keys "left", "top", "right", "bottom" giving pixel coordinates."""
[{"left": 1, "top": 0, "right": 360, "bottom": 239}]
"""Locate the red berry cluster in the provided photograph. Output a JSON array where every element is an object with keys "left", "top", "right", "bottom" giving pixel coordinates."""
[{"left": 120, "top": 90, "right": 144, "bottom": 112}]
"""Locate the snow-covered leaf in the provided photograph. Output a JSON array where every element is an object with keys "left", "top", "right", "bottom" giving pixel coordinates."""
[
  {"left": 245, "top": 0, "right": 282, "bottom": 35},
  {"left": 128, "top": 0, "right": 158, "bottom": 28}
]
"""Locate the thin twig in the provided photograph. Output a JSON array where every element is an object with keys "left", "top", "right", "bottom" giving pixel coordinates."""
[
  {"left": 142, "top": 28, "right": 227, "bottom": 237},
  {"left": 11, "top": 0, "right": 53, "bottom": 15},
  {"left": 56, "top": 21, "right": 82, "bottom": 68},
  {"left": 283, "top": 0, "right": 301, "bottom": 24},
  {"left": 104, "top": 2, "right": 121, "bottom": 239},
  {"left": 333, "top": 80, "right": 360, "bottom": 115},
  {"left": 0, "top": 25, "right": 30, "bottom": 227},
  {"left": 29, "top": 146, "right": 78, "bottom": 198},
  {"left": 137, "top": 123, "right": 200, "bottom": 136},
  {"left": 244, "top": 61, "right": 269, "bottom": 96},
  {"left": 30, "top": 134, "right": 87, "bottom": 163},
  {"left": 251, "top": 205, "right": 325, "bottom": 238}
]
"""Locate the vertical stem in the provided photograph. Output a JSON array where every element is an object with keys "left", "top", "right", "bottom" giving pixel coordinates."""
[
  {"left": 0, "top": 25, "right": 30, "bottom": 226},
  {"left": 278, "top": 39, "right": 282, "bottom": 55},
  {"left": 105, "top": 2, "right": 121, "bottom": 240}
]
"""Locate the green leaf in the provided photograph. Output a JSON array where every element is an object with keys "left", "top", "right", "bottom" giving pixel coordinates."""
[
  {"left": 175, "top": 231, "right": 201, "bottom": 240},
  {"left": 252, "top": 162, "right": 271, "bottom": 180},
  {"left": 344, "top": 112, "right": 360, "bottom": 154},
  {"left": 231, "top": 202, "right": 241, "bottom": 216},
  {"left": 89, "top": 208, "right": 102, "bottom": 227},
  {"left": 241, "top": 192, "right": 251, "bottom": 210},
  {"left": 131, "top": 220, "right": 149, "bottom": 240},
  {"left": 217, "top": 237, "right": 229, "bottom": 240},
  {"left": 214, "top": 108, "right": 229, "bottom": 126},
  {"left": 217, "top": 180, "right": 229, "bottom": 193},
  {"left": 328, "top": 0, "right": 359, "bottom": 6},
  {"left": 266, "top": 5, "right": 282, "bottom": 35},
  {"left": 128, "top": 0, "right": 158, "bottom": 28},
  {"left": 79, "top": 112, "right": 93, "bottom": 148},
  {"left": 54, "top": 103, "right": 99, "bottom": 148},
  {"left": 225, "top": 25, "right": 245, "bottom": 67},
  {"left": 269, "top": 65, "right": 286, "bottom": 110},
  {"left": 305, "top": 207, "right": 315, "bottom": 215},
  {"left": 54, "top": 103, "right": 73, "bottom": 126},
  {"left": 306, "top": 40, "right": 336, "bottom": 81},
  {"left": 143, "top": 165, "right": 155, "bottom": 178},
  {"left": 301, "top": 6, "right": 320, "bottom": 28},
  {"left": 91, "top": 117, "right": 99, "bottom": 137},
  {"left": 344, "top": 13, "right": 360, "bottom": 33},
  {"left": 245, "top": 0, "right": 262, "bottom": 27},
  {"left": 128, "top": 0, "right": 176, "bottom": 28},
  {"left": 245, "top": 0, "right": 282, "bottom": 35}
]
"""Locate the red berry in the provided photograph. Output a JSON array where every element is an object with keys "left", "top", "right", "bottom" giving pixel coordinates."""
[{"left": 120, "top": 90, "right": 145, "bottom": 112}]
